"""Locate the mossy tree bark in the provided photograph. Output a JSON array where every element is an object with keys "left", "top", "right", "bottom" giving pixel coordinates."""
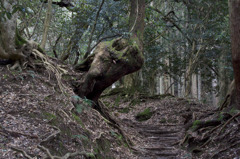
[
  {"left": 0, "top": 0, "right": 43, "bottom": 69},
  {"left": 74, "top": 0, "right": 145, "bottom": 102},
  {"left": 0, "top": 0, "right": 21, "bottom": 61}
]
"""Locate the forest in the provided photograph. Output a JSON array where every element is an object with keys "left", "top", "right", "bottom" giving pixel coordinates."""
[{"left": 0, "top": 0, "right": 239, "bottom": 158}]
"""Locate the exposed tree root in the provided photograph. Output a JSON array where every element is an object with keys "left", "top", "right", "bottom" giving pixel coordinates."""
[
  {"left": 31, "top": 48, "right": 68, "bottom": 94},
  {"left": 94, "top": 100, "right": 133, "bottom": 147},
  {"left": 40, "top": 126, "right": 61, "bottom": 143},
  {"left": 38, "top": 125, "right": 92, "bottom": 159},
  {"left": 10, "top": 146, "right": 33, "bottom": 159},
  {"left": 181, "top": 98, "right": 240, "bottom": 158},
  {"left": 217, "top": 112, "right": 240, "bottom": 136},
  {"left": 10, "top": 60, "right": 21, "bottom": 70},
  {"left": 0, "top": 127, "right": 38, "bottom": 139},
  {"left": 210, "top": 141, "right": 240, "bottom": 159},
  {"left": 38, "top": 145, "right": 90, "bottom": 159}
]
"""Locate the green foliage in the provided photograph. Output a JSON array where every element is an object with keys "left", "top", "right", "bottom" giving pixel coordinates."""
[
  {"left": 229, "top": 108, "right": 240, "bottom": 115},
  {"left": 129, "top": 98, "right": 140, "bottom": 107},
  {"left": 71, "top": 95, "right": 93, "bottom": 113},
  {"left": 141, "top": 0, "right": 232, "bottom": 99},
  {"left": 135, "top": 108, "right": 153, "bottom": 121},
  {"left": 14, "top": 0, "right": 232, "bottom": 104},
  {"left": 110, "top": 131, "right": 124, "bottom": 146}
]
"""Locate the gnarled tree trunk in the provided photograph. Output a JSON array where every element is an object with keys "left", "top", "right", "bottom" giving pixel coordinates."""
[
  {"left": 0, "top": 0, "right": 21, "bottom": 60},
  {"left": 74, "top": 0, "right": 145, "bottom": 102},
  {"left": 0, "top": 0, "right": 44, "bottom": 70}
]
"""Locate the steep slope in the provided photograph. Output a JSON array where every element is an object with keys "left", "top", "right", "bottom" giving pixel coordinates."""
[{"left": 0, "top": 66, "right": 134, "bottom": 159}]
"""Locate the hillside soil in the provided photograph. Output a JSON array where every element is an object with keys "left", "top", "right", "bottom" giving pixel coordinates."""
[{"left": 0, "top": 65, "right": 239, "bottom": 159}]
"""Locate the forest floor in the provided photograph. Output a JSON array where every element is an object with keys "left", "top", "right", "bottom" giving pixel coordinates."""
[
  {"left": 0, "top": 65, "right": 239, "bottom": 159},
  {"left": 102, "top": 95, "right": 211, "bottom": 159}
]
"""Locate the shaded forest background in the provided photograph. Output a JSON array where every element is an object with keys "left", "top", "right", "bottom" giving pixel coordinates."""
[{"left": 1, "top": 0, "right": 232, "bottom": 107}]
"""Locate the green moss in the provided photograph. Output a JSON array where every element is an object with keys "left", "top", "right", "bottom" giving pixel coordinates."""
[
  {"left": 191, "top": 120, "right": 201, "bottom": 130},
  {"left": 43, "top": 112, "right": 57, "bottom": 121},
  {"left": 135, "top": 108, "right": 153, "bottom": 121},
  {"left": 160, "top": 118, "right": 167, "bottom": 123},
  {"left": 3, "top": 74, "right": 8, "bottom": 79},
  {"left": 104, "top": 39, "right": 115, "bottom": 47},
  {"left": 129, "top": 98, "right": 140, "bottom": 107},
  {"left": 129, "top": 39, "right": 140, "bottom": 51},
  {"left": 72, "top": 113, "right": 85, "bottom": 128},
  {"left": 15, "top": 29, "right": 27, "bottom": 48},
  {"left": 86, "top": 153, "right": 96, "bottom": 159},
  {"left": 110, "top": 131, "right": 124, "bottom": 145},
  {"left": 118, "top": 107, "right": 130, "bottom": 113},
  {"left": 95, "top": 138, "right": 114, "bottom": 159},
  {"left": 218, "top": 112, "right": 224, "bottom": 121}
]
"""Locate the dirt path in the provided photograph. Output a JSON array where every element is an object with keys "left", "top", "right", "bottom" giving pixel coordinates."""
[
  {"left": 103, "top": 97, "right": 200, "bottom": 158},
  {"left": 122, "top": 118, "right": 185, "bottom": 159}
]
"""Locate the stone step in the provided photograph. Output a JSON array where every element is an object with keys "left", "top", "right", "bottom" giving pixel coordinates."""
[
  {"left": 145, "top": 151, "right": 178, "bottom": 157},
  {"left": 147, "top": 136, "right": 179, "bottom": 140},
  {"left": 139, "top": 156, "right": 177, "bottom": 159},
  {"left": 143, "top": 130, "right": 179, "bottom": 134},
  {"left": 142, "top": 134, "right": 178, "bottom": 138},
  {"left": 144, "top": 147, "right": 175, "bottom": 151}
]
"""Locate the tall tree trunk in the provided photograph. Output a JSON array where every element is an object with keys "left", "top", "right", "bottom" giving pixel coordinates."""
[
  {"left": 122, "top": 0, "right": 145, "bottom": 92},
  {"left": 40, "top": 0, "right": 52, "bottom": 49},
  {"left": 228, "top": 0, "right": 240, "bottom": 109}
]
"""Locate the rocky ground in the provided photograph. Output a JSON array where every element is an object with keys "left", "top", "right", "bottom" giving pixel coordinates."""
[{"left": 0, "top": 65, "right": 239, "bottom": 159}]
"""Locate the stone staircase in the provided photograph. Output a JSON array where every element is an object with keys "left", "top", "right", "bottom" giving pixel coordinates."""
[{"left": 123, "top": 120, "right": 185, "bottom": 159}]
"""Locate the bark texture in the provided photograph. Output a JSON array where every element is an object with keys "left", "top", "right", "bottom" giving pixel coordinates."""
[
  {"left": 40, "top": 0, "right": 53, "bottom": 49},
  {"left": 0, "top": 0, "right": 20, "bottom": 60},
  {"left": 0, "top": 0, "right": 44, "bottom": 70},
  {"left": 74, "top": 38, "right": 144, "bottom": 101},
  {"left": 229, "top": 0, "right": 240, "bottom": 109},
  {"left": 122, "top": 0, "right": 145, "bottom": 91}
]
